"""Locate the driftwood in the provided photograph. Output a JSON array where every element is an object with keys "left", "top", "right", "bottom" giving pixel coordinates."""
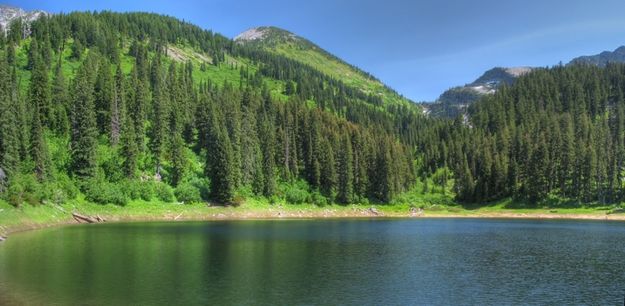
[
  {"left": 0, "top": 236, "right": 6, "bottom": 242},
  {"left": 368, "top": 207, "right": 380, "bottom": 216},
  {"left": 72, "top": 212, "right": 106, "bottom": 224}
]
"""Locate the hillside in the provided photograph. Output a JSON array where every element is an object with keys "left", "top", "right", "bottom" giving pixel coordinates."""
[
  {"left": 235, "top": 26, "right": 414, "bottom": 107},
  {"left": 0, "top": 8, "right": 430, "bottom": 211},
  {"left": 424, "top": 66, "right": 533, "bottom": 118}
]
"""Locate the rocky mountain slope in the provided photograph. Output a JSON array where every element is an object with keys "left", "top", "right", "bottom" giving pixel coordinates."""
[{"left": 424, "top": 67, "right": 533, "bottom": 118}]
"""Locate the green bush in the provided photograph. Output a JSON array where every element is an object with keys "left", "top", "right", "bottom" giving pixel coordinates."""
[
  {"left": 119, "top": 180, "right": 140, "bottom": 200},
  {"left": 281, "top": 180, "right": 312, "bottom": 204},
  {"left": 4, "top": 174, "right": 40, "bottom": 207},
  {"left": 83, "top": 180, "right": 128, "bottom": 206},
  {"left": 175, "top": 182, "right": 202, "bottom": 203},
  {"left": 120, "top": 180, "right": 156, "bottom": 201},
  {"left": 311, "top": 191, "right": 328, "bottom": 207},
  {"left": 285, "top": 186, "right": 308, "bottom": 204},
  {"left": 155, "top": 183, "right": 176, "bottom": 203},
  {"left": 138, "top": 181, "right": 155, "bottom": 201}
]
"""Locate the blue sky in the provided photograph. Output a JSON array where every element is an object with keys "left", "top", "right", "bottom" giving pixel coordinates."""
[{"left": 8, "top": 0, "right": 625, "bottom": 101}]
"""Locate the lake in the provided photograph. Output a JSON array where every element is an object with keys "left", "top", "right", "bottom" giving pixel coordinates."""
[{"left": 1, "top": 219, "right": 625, "bottom": 305}]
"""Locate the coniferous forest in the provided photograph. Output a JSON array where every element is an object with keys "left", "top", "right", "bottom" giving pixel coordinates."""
[{"left": 1, "top": 10, "right": 624, "bottom": 209}]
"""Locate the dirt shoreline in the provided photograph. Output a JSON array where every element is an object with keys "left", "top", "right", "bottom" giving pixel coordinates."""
[{"left": 2, "top": 208, "right": 625, "bottom": 238}]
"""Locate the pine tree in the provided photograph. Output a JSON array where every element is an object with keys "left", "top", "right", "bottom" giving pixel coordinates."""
[
  {"left": 94, "top": 58, "right": 114, "bottom": 136},
  {"left": 27, "top": 38, "right": 38, "bottom": 70},
  {"left": 170, "top": 132, "right": 186, "bottom": 186},
  {"left": 205, "top": 104, "right": 236, "bottom": 204},
  {"left": 30, "top": 105, "right": 49, "bottom": 181},
  {"left": 29, "top": 53, "right": 51, "bottom": 128},
  {"left": 132, "top": 73, "right": 148, "bottom": 154},
  {"left": 69, "top": 57, "right": 98, "bottom": 179},
  {"left": 0, "top": 58, "right": 20, "bottom": 175},
  {"left": 110, "top": 64, "right": 124, "bottom": 146},
  {"left": 51, "top": 60, "right": 69, "bottom": 135},
  {"left": 259, "top": 113, "right": 276, "bottom": 197},
  {"left": 121, "top": 113, "right": 138, "bottom": 178},
  {"left": 337, "top": 132, "right": 354, "bottom": 204},
  {"left": 149, "top": 72, "right": 168, "bottom": 167}
]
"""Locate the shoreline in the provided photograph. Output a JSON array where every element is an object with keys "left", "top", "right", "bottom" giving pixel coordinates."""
[{"left": 2, "top": 202, "right": 625, "bottom": 237}]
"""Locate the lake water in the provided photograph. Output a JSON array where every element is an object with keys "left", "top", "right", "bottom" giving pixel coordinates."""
[{"left": 1, "top": 219, "right": 625, "bottom": 305}]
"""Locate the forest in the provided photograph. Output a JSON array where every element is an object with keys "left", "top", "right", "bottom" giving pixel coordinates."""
[
  {"left": 0, "top": 10, "right": 623, "bottom": 208},
  {"left": 0, "top": 11, "right": 415, "bottom": 207}
]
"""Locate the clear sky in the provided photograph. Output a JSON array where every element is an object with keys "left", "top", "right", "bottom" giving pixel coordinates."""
[{"left": 8, "top": 0, "right": 625, "bottom": 101}]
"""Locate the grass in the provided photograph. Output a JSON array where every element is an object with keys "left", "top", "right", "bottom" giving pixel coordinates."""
[{"left": 271, "top": 43, "right": 411, "bottom": 106}]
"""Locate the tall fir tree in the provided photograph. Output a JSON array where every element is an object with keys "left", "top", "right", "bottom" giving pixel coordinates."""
[{"left": 69, "top": 56, "right": 98, "bottom": 179}]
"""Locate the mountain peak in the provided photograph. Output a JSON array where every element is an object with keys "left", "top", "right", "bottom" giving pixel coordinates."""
[{"left": 234, "top": 26, "right": 303, "bottom": 45}]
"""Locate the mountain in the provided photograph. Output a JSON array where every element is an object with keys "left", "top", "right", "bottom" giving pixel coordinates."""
[
  {"left": 424, "top": 66, "right": 533, "bottom": 118},
  {"left": 0, "top": 5, "right": 47, "bottom": 32},
  {"left": 569, "top": 46, "right": 625, "bottom": 67},
  {"left": 235, "top": 26, "right": 413, "bottom": 107}
]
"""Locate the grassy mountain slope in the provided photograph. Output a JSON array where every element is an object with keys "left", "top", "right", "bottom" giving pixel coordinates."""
[{"left": 235, "top": 26, "right": 414, "bottom": 107}]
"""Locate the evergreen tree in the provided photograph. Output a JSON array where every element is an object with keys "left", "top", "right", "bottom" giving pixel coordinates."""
[
  {"left": 337, "top": 132, "right": 354, "bottom": 204},
  {"left": 69, "top": 57, "right": 98, "bottom": 179},
  {"left": 205, "top": 104, "right": 236, "bottom": 204},
  {"left": 30, "top": 105, "right": 49, "bottom": 181},
  {"left": 51, "top": 60, "right": 69, "bottom": 135},
  {"left": 259, "top": 113, "right": 277, "bottom": 197},
  {"left": 29, "top": 53, "right": 51, "bottom": 128},
  {"left": 0, "top": 58, "right": 20, "bottom": 174}
]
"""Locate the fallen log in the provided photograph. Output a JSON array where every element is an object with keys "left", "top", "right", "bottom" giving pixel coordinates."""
[
  {"left": 0, "top": 236, "right": 6, "bottom": 242},
  {"left": 72, "top": 212, "right": 104, "bottom": 224}
]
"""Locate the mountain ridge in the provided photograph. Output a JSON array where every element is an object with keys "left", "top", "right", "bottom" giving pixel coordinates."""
[{"left": 569, "top": 45, "right": 625, "bottom": 67}]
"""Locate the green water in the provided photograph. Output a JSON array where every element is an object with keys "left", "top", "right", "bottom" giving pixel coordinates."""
[{"left": 1, "top": 219, "right": 625, "bottom": 305}]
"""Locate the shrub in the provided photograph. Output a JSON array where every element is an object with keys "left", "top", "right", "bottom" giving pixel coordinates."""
[
  {"left": 4, "top": 174, "right": 39, "bottom": 207},
  {"left": 155, "top": 183, "right": 175, "bottom": 203},
  {"left": 311, "top": 191, "right": 328, "bottom": 207},
  {"left": 138, "top": 181, "right": 155, "bottom": 201},
  {"left": 83, "top": 180, "right": 128, "bottom": 206},
  {"left": 230, "top": 196, "right": 245, "bottom": 207},
  {"left": 120, "top": 180, "right": 141, "bottom": 200},
  {"left": 285, "top": 187, "right": 308, "bottom": 204},
  {"left": 281, "top": 180, "right": 312, "bottom": 204},
  {"left": 175, "top": 182, "right": 202, "bottom": 203}
]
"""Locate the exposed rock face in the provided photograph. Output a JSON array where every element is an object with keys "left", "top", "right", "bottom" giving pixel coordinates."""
[
  {"left": 234, "top": 26, "right": 299, "bottom": 43},
  {"left": 234, "top": 27, "right": 270, "bottom": 42},
  {"left": 0, "top": 5, "right": 48, "bottom": 33}
]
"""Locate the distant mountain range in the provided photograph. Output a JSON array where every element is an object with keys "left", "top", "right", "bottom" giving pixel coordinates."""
[{"left": 0, "top": 5, "right": 47, "bottom": 32}]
